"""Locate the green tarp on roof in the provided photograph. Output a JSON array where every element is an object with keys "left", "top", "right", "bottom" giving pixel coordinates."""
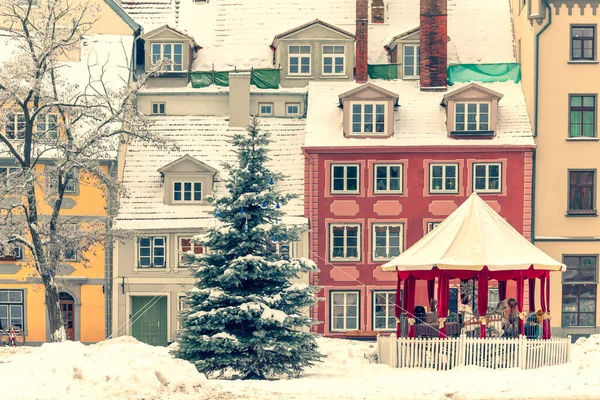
[
  {"left": 368, "top": 64, "right": 399, "bottom": 80},
  {"left": 190, "top": 69, "right": 280, "bottom": 89},
  {"left": 447, "top": 63, "right": 521, "bottom": 85}
]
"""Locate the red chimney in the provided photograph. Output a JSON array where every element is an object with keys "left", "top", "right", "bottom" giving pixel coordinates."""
[
  {"left": 420, "top": 0, "right": 447, "bottom": 90},
  {"left": 356, "top": 0, "right": 368, "bottom": 83}
]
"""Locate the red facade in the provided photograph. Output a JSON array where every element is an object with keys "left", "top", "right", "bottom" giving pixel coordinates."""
[{"left": 304, "top": 146, "right": 534, "bottom": 337}]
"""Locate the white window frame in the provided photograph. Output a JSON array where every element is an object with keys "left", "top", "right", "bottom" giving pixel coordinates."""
[
  {"left": 152, "top": 103, "right": 166, "bottom": 115},
  {"left": 373, "top": 164, "right": 403, "bottom": 194},
  {"left": 330, "top": 290, "right": 360, "bottom": 332},
  {"left": 331, "top": 164, "right": 360, "bottom": 194},
  {"left": 151, "top": 43, "right": 184, "bottom": 72},
  {"left": 322, "top": 45, "right": 345, "bottom": 75},
  {"left": 6, "top": 113, "right": 25, "bottom": 140},
  {"left": 0, "top": 289, "right": 24, "bottom": 331},
  {"left": 288, "top": 45, "right": 311, "bottom": 75},
  {"left": 36, "top": 113, "right": 59, "bottom": 139},
  {"left": 454, "top": 101, "right": 491, "bottom": 132},
  {"left": 329, "top": 224, "right": 361, "bottom": 262},
  {"left": 177, "top": 236, "right": 204, "bottom": 267},
  {"left": 0, "top": 243, "right": 23, "bottom": 261},
  {"left": 0, "top": 166, "right": 18, "bottom": 187},
  {"left": 137, "top": 236, "right": 167, "bottom": 268},
  {"left": 429, "top": 163, "right": 459, "bottom": 194},
  {"left": 285, "top": 102, "right": 301, "bottom": 117},
  {"left": 176, "top": 293, "right": 189, "bottom": 333},
  {"left": 258, "top": 103, "right": 274, "bottom": 117},
  {"left": 350, "top": 102, "right": 387, "bottom": 135},
  {"left": 473, "top": 162, "right": 502, "bottom": 193},
  {"left": 402, "top": 44, "right": 420, "bottom": 78},
  {"left": 426, "top": 221, "right": 442, "bottom": 234},
  {"left": 173, "top": 181, "right": 202, "bottom": 202},
  {"left": 372, "top": 223, "right": 403, "bottom": 261},
  {"left": 64, "top": 170, "right": 77, "bottom": 194},
  {"left": 372, "top": 290, "right": 396, "bottom": 331}
]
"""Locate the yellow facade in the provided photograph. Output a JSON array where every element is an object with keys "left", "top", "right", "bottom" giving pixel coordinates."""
[
  {"left": 512, "top": 0, "right": 600, "bottom": 337},
  {"left": 0, "top": 0, "right": 136, "bottom": 343}
]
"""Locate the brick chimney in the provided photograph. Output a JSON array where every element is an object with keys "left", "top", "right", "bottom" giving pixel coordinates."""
[
  {"left": 355, "top": 0, "right": 369, "bottom": 83},
  {"left": 420, "top": 0, "right": 447, "bottom": 90},
  {"left": 371, "top": 0, "right": 385, "bottom": 23}
]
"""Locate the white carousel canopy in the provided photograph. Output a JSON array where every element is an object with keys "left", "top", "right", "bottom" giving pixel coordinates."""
[{"left": 382, "top": 192, "right": 566, "bottom": 272}]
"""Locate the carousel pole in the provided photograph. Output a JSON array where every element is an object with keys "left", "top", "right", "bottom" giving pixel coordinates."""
[
  {"left": 516, "top": 273, "right": 525, "bottom": 336},
  {"left": 395, "top": 273, "right": 402, "bottom": 337},
  {"left": 545, "top": 272, "right": 551, "bottom": 339},
  {"left": 540, "top": 273, "right": 549, "bottom": 339},
  {"left": 407, "top": 276, "right": 416, "bottom": 338}
]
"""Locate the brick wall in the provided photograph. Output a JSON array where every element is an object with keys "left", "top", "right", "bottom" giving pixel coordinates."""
[
  {"left": 356, "top": 0, "right": 369, "bottom": 83},
  {"left": 420, "top": 0, "right": 447, "bottom": 89},
  {"left": 371, "top": 0, "right": 385, "bottom": 23}
]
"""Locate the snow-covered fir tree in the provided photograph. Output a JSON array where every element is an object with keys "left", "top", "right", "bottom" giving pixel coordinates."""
[{"left": 174, "top": 118, "right": 323, "bottom": 379}]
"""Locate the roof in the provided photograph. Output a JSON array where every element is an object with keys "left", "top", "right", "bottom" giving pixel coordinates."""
[
  {"left": 304, "top": 80, "right": 534, "bottom": 148},
  {"left": 381, "top": 193, "right": 566, "bottom": 272},
  {"left": 104, "top": 0, "right": 141, "bottom": 32},
  {"left": 116, "top": 116, "right": 307, "bottom": 230},
  {"left": 141, "top": 24, "right": 198, "bottom": 47},
  {"left": 271, "top": 19, "right": 355, "bottom": 47},
  {"left": 122, "top": 0, "right": 515, "bottom": 70}
]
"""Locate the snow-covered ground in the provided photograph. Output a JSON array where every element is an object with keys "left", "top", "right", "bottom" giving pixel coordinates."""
[{"left": 1, "top": 335, "right": 600, "bottom": 400}]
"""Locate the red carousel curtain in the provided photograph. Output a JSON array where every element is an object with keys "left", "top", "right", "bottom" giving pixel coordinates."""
[
  {"left": 437, "top": 272, "right": 449, "bottom": 338},
  {"left": 516, "top": 273, "right": 525, "bottom": 336},
  {"left": 406, "top": 276, "right": 416, "bottom": 338},
  {"left": 545, "top": 273, "right": 552, "bottom": 339},
  {"left": 498, "top": 281, "right": 507, "bottom": 300},
  {"left": 540, "top": 273, "right": 550, "bottom": 339},
  {"left": 477, "top": 267, "right": 489, "bottom": 338},
  {"left": 528, "top": 278, "right": 536, "bottom": 312},
  {"left": 427, "top": 279, "right": 435, "bottom": 305}
]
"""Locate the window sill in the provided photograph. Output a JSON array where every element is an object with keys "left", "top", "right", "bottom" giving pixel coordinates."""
[
  {"left": 151, "top": 72, "right": 188, "bottom": 78},
  {"left": 330, "top": 191, "right": 361, "bottom": 195},
  {"left": 133, "top": 267, "right": 171, "bottom": 274},
  {"left": 450, "top": 130, "right": 495, "bottom": 139},
  {"left": 320, "top": 75, "right": 349, "bottom": 79},
  {"left": 329, "top": 258, "right": 361, "bottom": 263},
  {"left": 566, "top": 210, "right": 598, "bottom": 217},
  {"left": 286, "top": 75, "right": 313, "bottom": 79},
  {"left": 429, "top": 190, "right": 460, "bottom": 195},
  {"left": 402, "top": 76, "right": 420, "bottom": 81},
  {"left": 373, "top": 191, "right": 404, "bottom": 195},
  {"left": 566, "top": 137, "right": 599, "bottom": 141},
  {"left": 345, "top": 133, "right": 390, "bottom": 139},
  {"left": 567, "top": 60, "right": 599, "bottom": 64}
]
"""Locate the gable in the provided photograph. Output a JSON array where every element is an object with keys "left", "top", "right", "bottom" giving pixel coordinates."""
[
  {"left": 272, "top": 20, "right": 354, "bottom": 47},
  {"left": 142, "top": 25, "right": 196, "bottom": 44},
  {"left": 158, "top": 155, "right": 217, "bottom": 175},
  {"left": 386, "top": 27, "right": 420, "bottom": 50},
  {"left": 442, "top": 83, "right": 504, "bottom": 105},
  {"left": 339, "top": 83, "right": 399, "bottom": 104}
]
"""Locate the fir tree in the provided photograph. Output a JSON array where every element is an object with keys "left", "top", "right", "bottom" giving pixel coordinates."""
[{"left": 174, "top": 118, "right": 323, "bottom": 379}]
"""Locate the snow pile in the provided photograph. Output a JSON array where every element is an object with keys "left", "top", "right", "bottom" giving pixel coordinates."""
[{"left": 0, "top": 337, "right": 207, "bottom": 400}]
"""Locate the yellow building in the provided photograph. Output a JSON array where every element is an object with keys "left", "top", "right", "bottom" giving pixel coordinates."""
[
  {"left": 0, "top": 0, "right": 139, "bottom": 344},
  {"left": 513, "top": 0, "right": 600, "bottom": 339}
]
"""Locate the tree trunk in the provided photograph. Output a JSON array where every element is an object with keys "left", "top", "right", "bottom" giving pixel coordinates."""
[{"left": 42, "top": 273, "right": 66, "bottom": 342}]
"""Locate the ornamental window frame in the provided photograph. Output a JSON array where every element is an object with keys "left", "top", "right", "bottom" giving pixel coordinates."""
[
  {"left": 372, "top": 290, "right": 396, "bottom": 331},
  {"left": 472, "top": 162, "right": 502, "bottom": 194},
  {"left": 329, "top": 223, "right": 361, "bottom": 262},
  {"left": 371, "top": 223, "right": 403, "bottom": 262},
  {"left": 373, "top": 164, "right": 403, "bottom": 194},
  {"left": 331, "top": 164, "right": 360, "bottom": 194},
  {"left": 429, "top": 163, "right": 459, "bottom": 194},
  {"left": 330, "top": 290, "right": 360, "bottom": 332},
  {"left": 571, "top": 25, "right": 596, "bottom": 61}
]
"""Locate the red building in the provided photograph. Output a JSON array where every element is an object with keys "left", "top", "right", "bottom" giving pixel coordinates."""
[{"left": 303, "top": 0, "right": 535, "bottom": 337}]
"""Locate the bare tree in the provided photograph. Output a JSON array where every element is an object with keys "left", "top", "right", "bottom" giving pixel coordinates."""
[{"left": 0, "top": 0, "right": 170, "bottom": 341}]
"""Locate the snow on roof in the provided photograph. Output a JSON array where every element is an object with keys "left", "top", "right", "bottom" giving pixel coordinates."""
[
  {"left": 123, "top": 0, "right": 514, "bottom": 70},
  {"left": 116, "top": 116, "right": 307, "bottom": 230},
  {"left": 304, "top": 80, "right": 534, "bottom": 148}
]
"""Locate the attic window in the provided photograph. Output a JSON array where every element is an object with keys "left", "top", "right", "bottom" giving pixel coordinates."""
[
  {"left": 152, "top": 43, "right": 184, "bottom": 71},
  {"left": 351, "top": 102, "right": 386, "bottom": 134},
  {"left": 455, "top": 102, "right": 490, "bottom": 132}
]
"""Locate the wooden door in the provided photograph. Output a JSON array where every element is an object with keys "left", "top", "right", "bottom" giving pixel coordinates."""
[
  {"left": 59, "top": 292, "right": 75, "bottom": 341},
  {"left": 131, "top": 296, "right": 168, "bottom": 346}
]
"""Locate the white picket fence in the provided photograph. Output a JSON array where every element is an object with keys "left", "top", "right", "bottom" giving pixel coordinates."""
[{"left": 377, "top": 334, "right": 571, "bottom": 370}]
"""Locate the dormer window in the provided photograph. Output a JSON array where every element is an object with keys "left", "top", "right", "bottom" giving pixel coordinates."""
[
  {"left": 289, "top": 45, "right": 311, "bottom": 75},
  {"left": 442, "top": 83, "right": 503, "bottom": 139},
  {"left": 455, "top": 102, "right": 490, "bottom": 132},
  {"left": 323, "top": 45, "right": 345, "bottom": 75},
  {"left": 152, "top": 43, "right": 183, "bottom": 71},
  {"left": 338, "top": 83, "right": 398, "bottom": 138},
  {"left": 385, "top": 27, "right": 419, "bottom": 79},
  {"left": 158, "top": 155, "right": 217, "bottom": 206},
  {"left": 403, "top": 44, "right": 420, "bottom": 78},
  {"left": 351, "top": 102, "right": 386, "bottom": 134}
]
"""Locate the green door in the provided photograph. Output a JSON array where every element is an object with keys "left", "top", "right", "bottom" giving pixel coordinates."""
[{"left": 131, "top": 296, "right": 168, "bottom": 346}]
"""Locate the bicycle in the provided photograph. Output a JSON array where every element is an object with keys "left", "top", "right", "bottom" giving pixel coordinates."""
[{"left": 0, "top": 326, "right": 26, "bottom": 347}]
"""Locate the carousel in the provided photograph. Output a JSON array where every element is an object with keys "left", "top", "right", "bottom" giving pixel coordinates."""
[{"left": 382, "top": 192, "right": 566, "bottom": 340}]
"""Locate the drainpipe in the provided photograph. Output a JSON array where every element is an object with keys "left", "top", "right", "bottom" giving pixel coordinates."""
[{"left": 531, "top": 0, "right": 552, "bottom": 244}]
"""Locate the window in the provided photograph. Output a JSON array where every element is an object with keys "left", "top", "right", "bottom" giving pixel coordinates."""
[
  {"left": 64, "top": 171, "right": 77, "bottom": 194},
  {"left": 571, "top": 26, "right": 595, "bottom": 61},
  {"left": 569, "top": 95, "right": 595, "bottom": 138},
  {"left": 0, "top": 290, "right": 24, "bottom": 330},
  {"left": 286, "top": 103, "right": 301, "bottom": 117},
  {"left": 176, "top": 294, "right": 189, "bottom": 332},
  {"left": 373, "top": 291, "right": 396, "bottom": 331},
  {"left": 0, "top": 243, "right": 23, "bottom": 261},
  {"left": 372, "top": 224, "right": 403, "bottom": 261},
  {"left": 152, "top": 103, "right": 166, "bottom": 115},
  {"left": 487, "top": 286, "right": 499, "bottom": 310},
  {"left": 330, "top": 224, "right": 360, "bottom": 261},
  {"left": 288, "top": 45, "right": 310, "bottom": 75},
  {"left": 426, "top": 221, "right": 441, "bottom": 234},
  {"left": 178, "top": 237, "right": 203, "bottom": 266},
  {"left": 36, "top": 114, "right": 58, "bottom": 139},
  {"left": 258, "top": 103, "right": 274, "bottom": 116},
  {"left": 568, "top": 170, "right": 596, "bottom": 214},
  {"left": 277, "top": 242, "right": 290, "bottom": 259},
  {"left": 330, "top": 291, "right": 359, "bottom": 331},
  {"left": 138, "top": 237, "right": 166, "bottom": 268},
  {"left": 403, "top": 44, "right": 420, "bottom": 77},
  {"left": 173, "top": 181, "right": 202, "bottom": 202},
  {"left": 0, "top": 166, "right": 18, "bottom": 187},
  {"left": 429, "top": 164, "right": 458, "bottom": 193},
  {"left": 62, "top": 223, "right": 78, "bottom": 261},
  {"left": 374, "top": 164, "right": 402, "bottom": 193},
  {"left": 323, "top": 45, "right": 345, "bottom": 75},
  {"left": 331, "top": 164, "right": 359, "bottom": 194},
  {"left": 455, "top": 102, "right": 490, "bottom": 132},
  {"left": 562, "top": 256, "right": 597, "bottom": 327},
  {"left": 151, "top": 43, "right": 184, "bottom": 71},
  {"left": 6, "top": 113, "right": 25, "bottom": 139},
  {"left": 473, "top": 163, "right": 502, "bottom": 193},
  {"left": 351, "top": 103, "right": 386, "bottom": 134}
]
